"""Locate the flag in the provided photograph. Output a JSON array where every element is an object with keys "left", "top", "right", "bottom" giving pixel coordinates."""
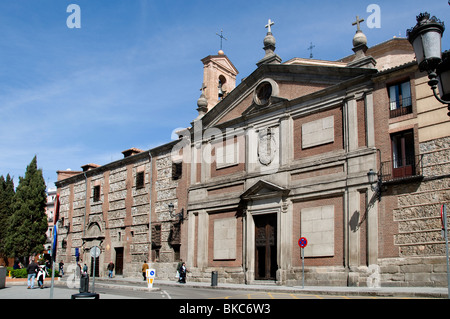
[
  {"left": 53, "top": 193, "right": 60, "bottom": 223},
  {"left": 52, "top": 224, "right": 58, "bottom": 262}
]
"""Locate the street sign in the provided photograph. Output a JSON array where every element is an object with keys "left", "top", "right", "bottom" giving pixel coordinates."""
[
  {"left": 146, "top": 269, "right": 156, "bottom": 289},
  {"left": 298, "top": 237, "right": 308, "bottom": 248},
  {"left": 298, "top": 237, "right": 307, "bottom": 289},
  {"left": 90, "top": 246, "right": 101, "bottom": 258}
]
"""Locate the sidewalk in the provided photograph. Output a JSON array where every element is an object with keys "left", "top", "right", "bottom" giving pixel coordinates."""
[{"left": 5, "top": 276, "right": 449, "bottom": 298}]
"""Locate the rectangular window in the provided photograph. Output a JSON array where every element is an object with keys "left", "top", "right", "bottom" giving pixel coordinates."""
[
  {"left": 388, "top": 81, "right": 412, "bottom": 118},
  {"left": 136, "top": 171, "right": 145, "bottom": 189},
  {"left": 391, "top": 130, "right": 416, "bottom": 179},
  {"left": 172, "top": 162, "right": 182, "bottom": 180},
  {"left": 93, "top": 185, "right": 100, "bottom": 202}
]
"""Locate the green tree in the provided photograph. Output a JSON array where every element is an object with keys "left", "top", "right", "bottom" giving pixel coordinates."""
[
  {"left": 0, "top": 174, "right": 15, "bottom": 264},
  {"left": 4, "top": 156, "right": 47, "bottom": 263}
]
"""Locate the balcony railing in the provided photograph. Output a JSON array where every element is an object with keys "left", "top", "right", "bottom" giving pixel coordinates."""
[
  {"left": 389, "top": 97, "right": 412, "bottom": 118},
  {"left": 380, "top": 155, "right": 423, "bottom": 182}
]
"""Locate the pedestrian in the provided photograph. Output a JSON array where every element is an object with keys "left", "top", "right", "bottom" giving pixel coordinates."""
[
  {"left": 59, "top": 260, "right": 64, "bottom": 276},
  {"left": 45, "top": 260, "right": 51, "bottom": 273},
  {"left": 176, "top": 259, "right": 183, "bottom": 282},
  {"left": 26, "top": 260, "right": 39, "bottom": 289},
  {"left": 107, "top": 261, "right": 114, "bottom": 278},
  {"left": 37, "top": 266, "right": 46, "bottom": 289},
  {"left": 142, "top": 260, "right": 149, "bottom": 281},
  {"left": 178, "top": 262, "right": 187, "bottom": 284}
]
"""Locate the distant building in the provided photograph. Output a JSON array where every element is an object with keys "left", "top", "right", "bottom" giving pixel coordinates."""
[
  {"left": 55, "top": 18, "right": 449, "bottom": 287},
  {"left": 43, "top": 188, "right": 57, "bottom": 254}
]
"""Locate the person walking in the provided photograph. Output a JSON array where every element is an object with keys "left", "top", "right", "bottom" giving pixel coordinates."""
[
  {"left": 178, "top": 262, "right": 187, "bottom": 284},
  {"left": 142, "top": 261, "right": 149, "bottom": 281},
  {"left": 176, "top": 259, "right": 183, "bottom": 283},
  {"left": 59, "top": 260, "right": 64, "bottom": 276},
  {"left": 37, "top": 266, "right": 46, "bottom": 289},
  {"left": 26, "top": 260, "right": 39, "bottom": 289},
  {"left": 107, "top": 261, "right": 114, "bottom": 278}
]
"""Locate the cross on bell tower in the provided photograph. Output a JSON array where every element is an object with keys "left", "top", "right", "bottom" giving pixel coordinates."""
[{"left": 216, "top": 29, "right": 227, "bottom": 53}]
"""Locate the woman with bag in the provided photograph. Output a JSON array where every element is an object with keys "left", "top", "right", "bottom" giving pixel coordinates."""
[
  {"left": 178, "top": 262, "right": 187, "bottom": 284},
  {"left": 37, "top": 266, "right": 46, "bottom": 289}
]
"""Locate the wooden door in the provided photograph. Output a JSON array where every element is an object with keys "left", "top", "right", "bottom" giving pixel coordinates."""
[
  {"left": 254, "top": 214, "right": 277, "bottom": 280},
  {"left": 115, "top": 247, "right": 123, "bottom": 275}
]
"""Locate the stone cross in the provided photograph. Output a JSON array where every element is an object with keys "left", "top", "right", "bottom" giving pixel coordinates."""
[
  {"left": 265, "top": 19, "right": 274, "bottom": 33},
  {"left": 352, "top": 15, "right": 364, "bottom": 32}
]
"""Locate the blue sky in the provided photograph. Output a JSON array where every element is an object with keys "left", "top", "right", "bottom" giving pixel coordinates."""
[{"left": 0, "top": 0, "right": 449, "bottom": 189}]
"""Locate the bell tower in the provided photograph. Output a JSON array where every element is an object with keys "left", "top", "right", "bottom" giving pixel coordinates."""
[{"left": 200, "top": 50, "right": 239, "bottom": 112}]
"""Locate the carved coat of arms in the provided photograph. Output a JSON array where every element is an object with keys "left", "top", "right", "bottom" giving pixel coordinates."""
[{"left": 258, "top": 128, "right": 276, "bottom": 166}]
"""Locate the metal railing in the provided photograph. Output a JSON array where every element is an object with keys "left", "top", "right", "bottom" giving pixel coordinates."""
[
  {"left": 389, "top": 97, "right": 412, "bottom": 118},
  {"left": 380, "top": 154, "right": 423, "bottom": 182}
]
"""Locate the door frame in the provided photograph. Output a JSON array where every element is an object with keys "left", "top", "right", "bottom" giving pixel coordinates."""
[
  {"left": 114, "top": 247, "right": 124, "bottom": 276},
  {"left": 245, "top": 207, "right": 281, "bottom": 283}
]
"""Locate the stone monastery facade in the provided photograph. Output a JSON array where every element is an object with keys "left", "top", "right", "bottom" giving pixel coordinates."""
[{"left": 55, "top": 19, "right": 450, "bottom": 287}]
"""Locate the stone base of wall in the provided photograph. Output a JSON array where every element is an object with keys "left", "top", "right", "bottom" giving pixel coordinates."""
[
  {"left": 285, "top": 266, "right": 348, "bottom": 287},
  {"left": 188, "top": 267, "right": 246, "bottom": 285},
  {"left": 378, "top": 257, "right": 449, "bottom": 287},
  {"left": 173, "top": 257, "right": 449, "bottom": 287}
]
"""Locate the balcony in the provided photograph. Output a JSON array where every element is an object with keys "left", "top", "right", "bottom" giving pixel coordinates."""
[
  {"left": 380, "top": 155, "right": 423, "bottom": 182},
  {"left": 389, "top": 97, "right": 412, "bottom": 118}
]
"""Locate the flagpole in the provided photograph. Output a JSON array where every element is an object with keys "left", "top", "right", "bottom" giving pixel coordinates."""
[
  {"left": 50, "top": 194, "right": 60, "bottom": 299},
  {"left": 49, "top": 224, "right": 57, "bottom": 299}
]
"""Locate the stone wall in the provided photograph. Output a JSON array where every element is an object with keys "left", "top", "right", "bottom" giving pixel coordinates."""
[
  {"left": 154, "top": 152, "right": 178, "bottom": 263},
  {"left": 379, "top": 136, "right": 450, "bottom": 287}
]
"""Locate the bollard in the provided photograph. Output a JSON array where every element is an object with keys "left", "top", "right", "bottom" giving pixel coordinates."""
[
  {"left": 79, "top": 273, "right": 89, "bottom": 293},
  {"left": 211, "top": 271, "right": 218, "bottom": 287}
]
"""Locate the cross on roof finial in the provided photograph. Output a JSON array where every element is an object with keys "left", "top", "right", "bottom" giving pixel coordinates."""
[
  {"left": 265, "top": 19, "right": 274, "bottom": 33},
  {"left": 216, "top": 29, "right": 227, "bottom": 51},
  {"left": 352, "top": 15, "right": 365, "bottom": 32}
]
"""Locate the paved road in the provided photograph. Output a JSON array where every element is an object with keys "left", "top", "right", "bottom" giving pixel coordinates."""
[{"left": 0, "top": 282, "right": 431, "bottom": 300}]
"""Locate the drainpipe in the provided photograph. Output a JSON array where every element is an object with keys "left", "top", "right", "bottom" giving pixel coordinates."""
[
  {"left": 83, "top": 172, "right": 88, "bottom": 238},
  {"left": 148, "top": 151, "right": 153, "bottom": 262}
]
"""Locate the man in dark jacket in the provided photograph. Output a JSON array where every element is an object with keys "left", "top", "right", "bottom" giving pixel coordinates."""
[{"left": 27, "top": 261, "right": 39, "bottom": 289}]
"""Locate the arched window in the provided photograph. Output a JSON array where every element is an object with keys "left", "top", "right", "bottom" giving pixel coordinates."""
[{"left": 218, "top": 75, "right": 227, "bottom": 100}]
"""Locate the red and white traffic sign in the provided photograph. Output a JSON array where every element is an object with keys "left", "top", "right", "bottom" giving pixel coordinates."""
[{"left": 298, "top": 237, "right": 308, "bottom": 248}]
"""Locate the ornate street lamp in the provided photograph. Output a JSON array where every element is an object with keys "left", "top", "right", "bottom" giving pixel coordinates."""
[
  {"left": 407, "top": 12, "right": 450, "bottom": 116},
  {"left": 168, "top": 203, "right": 185, "bottom": 222},
  {"left": 367, "top": 169, "right": 382, "bottom": 201}
]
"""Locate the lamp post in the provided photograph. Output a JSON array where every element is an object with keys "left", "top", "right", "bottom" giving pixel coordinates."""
[
  {"left": 407, "top": 12, "right": 450, "bottom": 117},
  {"left": 367, "top": 169, "right": 382, "bottom": 201},
  {"left": 168, "top": 203, "right": 184, "bottom": 222}
]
